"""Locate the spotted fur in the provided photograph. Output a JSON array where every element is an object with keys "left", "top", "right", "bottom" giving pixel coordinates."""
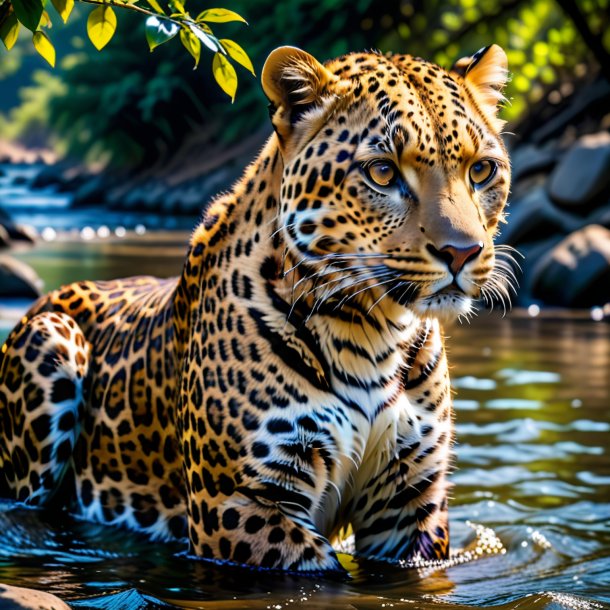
[{"left": 0, "top": 46, "right": 512, "bottom": 571}]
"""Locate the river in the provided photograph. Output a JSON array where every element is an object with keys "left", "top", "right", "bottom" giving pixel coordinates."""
[{"left": 0, "top": 211, "right": 609, "bottom": 609}]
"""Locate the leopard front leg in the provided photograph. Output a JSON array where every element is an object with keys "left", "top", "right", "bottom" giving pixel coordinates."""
[
  {"left": 0, "top": 311, "right": 89, "bottom": 506},
  {"left": 187, "top": 490, "right": 343, "bottom": 572},
  {"left": 351, "top": 323, "right": 452, "bottom": 562},
  {"left": 178, "top": 382, "right": 344, "bottom": 572}
]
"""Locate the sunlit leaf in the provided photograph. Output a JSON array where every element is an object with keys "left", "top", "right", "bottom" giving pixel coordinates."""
[
  {"left": 219, "top": 39, "right": 254, "bottom": 75},
  {"left": 40, "top": 9, "right": 51, "bottom": 26},
  {"left": 51, "top": 0, "right": 73, "bottom": 23},
  {"left": 189, "top": 24, "right": 219, "bottom": 52},
  {"left": 145, "top": 0, "right": 165, "bottom": 14},
  {"left": 11, "top": 0, "right": 43, "bottom": 32},
  {"left": 197, "top": 8, "right": 247, "bottom": 24},
  {"left": 145, "top": 15, "right": 178, "bottom": 51},
  {"left": 212, "top": 51, "right": 237, "bottom": 102},
  {"left": 32, "top": 30, "right": 55, "bottom": 66},
  {"left": 180, "top": 26, "right": 200, "bottom": 67},
  {"left": 87, "top": 5, "right": 117, "bottom": 51},
  {"left": 168, "top": 0, "right": 185, "bottom": 15},
  {"left": 0, "top": 9, "right": 20, "bottom": 50}
]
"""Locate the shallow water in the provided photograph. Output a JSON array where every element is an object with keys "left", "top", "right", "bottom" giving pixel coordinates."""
[{"left": 0, "top": 235, "right": 609, "bottom": 609}]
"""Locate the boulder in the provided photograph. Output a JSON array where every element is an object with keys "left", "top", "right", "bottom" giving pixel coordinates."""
[
  {"left": 71, "top": 174, "right": 107, "bottom": 208},
  {"left": 4, "top": 223, "right": 37, "bottom": 244},
  {"left": 590, "top": 202, "right": 610, "bottom": 229},
  {"left": 548, "top": 132, "right": 610, "bottom": 211},
  {"left": 0, "top": 584, "right": 70, "bottom": 610},
  {"left": 510, "top": 143, "right": 558, "bottom": 182},
  {"left": 498, "top": 187, "right": 579, "bottom": 246},
  {"left": 531, "top": 224, "right": 610, "bottom": 307},
  {"left": 0, "top": 224, "right": 10, "bottom": 248},
  {"left": 30, "top": 163, "right": 67, "bottom": 189},
  {"left": 0, "top": 256, "right": 43, "bottom": 298}
]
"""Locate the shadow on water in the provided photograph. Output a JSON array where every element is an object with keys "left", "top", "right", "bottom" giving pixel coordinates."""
[{"left": 0, "top": 234, "right": 609, "bottom": 609}]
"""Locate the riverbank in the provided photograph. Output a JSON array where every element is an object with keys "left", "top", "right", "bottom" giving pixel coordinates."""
[{"left": 1, "top": 76, "right": 610, "bottom": 310}]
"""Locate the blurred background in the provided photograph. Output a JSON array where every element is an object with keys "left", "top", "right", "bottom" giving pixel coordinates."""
[{"left": 0, "top": 0, "right": 609, "bottom": 315}]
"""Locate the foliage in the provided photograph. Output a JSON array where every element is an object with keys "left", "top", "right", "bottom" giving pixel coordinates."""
[
  {"left": 0, "top": 0, "right": 608, "bottom": 168},
  {"left": 377, "top": 0, "right": 610, "bottom": 122},
  {"left": 0, "top": 0, "right": 253, "bottom": 98}
]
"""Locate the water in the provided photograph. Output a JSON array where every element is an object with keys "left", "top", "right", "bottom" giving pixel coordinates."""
[{"left": 0, "top": 235, "right": 609, "bottom": 609}]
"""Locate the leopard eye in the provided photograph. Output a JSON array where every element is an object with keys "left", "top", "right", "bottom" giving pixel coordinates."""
[
  {"left": 365, "top": 161, "right": 398, "bottom": 188},
  {"left": 469, "top": 159, "right": 496, "bottom": 188}
]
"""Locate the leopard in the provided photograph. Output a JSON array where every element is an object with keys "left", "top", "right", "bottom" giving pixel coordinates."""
[{"left": 0, "top": 44, "right": 512, "bottom": 572}]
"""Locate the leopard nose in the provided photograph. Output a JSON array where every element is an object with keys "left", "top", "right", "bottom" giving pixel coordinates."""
[{"left": 427, "top": 242, "right": 483, "bottom": 276}]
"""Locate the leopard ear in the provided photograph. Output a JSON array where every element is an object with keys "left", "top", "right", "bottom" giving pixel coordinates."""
[
  {"left": 451, "top": 45, "right": 508, "bottom": 129},
  {"left": 262, "top": 46, "right": 338, "bottom": 146}
]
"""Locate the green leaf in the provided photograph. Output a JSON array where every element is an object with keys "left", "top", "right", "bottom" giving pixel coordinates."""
[
  {"left": 87, "top": 5, "right": 116, "bottom": 51},
  {"left": 51, "top": 0, "right": 73, "bottom": 23},
  {"left": 197, "top": 8, "right": 247, "bottom": 24},
  {"left": 0, "top": 9, "right": 20, "bottom": 50},
  {"left": 168, "top": 0, "right": 184, "bottom": 15},
  {"left": 180, "top": 26, "right": 200, "bottom": 67},
  {"left": 145, "top": 0, "right": 165, "bottom": 14},
  {"left": 189, "top": 23, "right": 219, "bottom": 52},
  {"left": 219, "top": 38, "right": 254, "bottom": 75},
  {"left": 12, "top": 0, "right": 44, "bottom": 32},
  {"left": 32, "top": 30, "right": 55, "bottom": 66},
  {"left": 212, "top": 51, "right": 237, "bottom": 102},
  {"left": 145, "top": 15, "right": 178, "bottom": 51}
]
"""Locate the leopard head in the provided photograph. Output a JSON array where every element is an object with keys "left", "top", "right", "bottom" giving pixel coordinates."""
[{"left": 262, "top": 46, "right": 512, "bottom": 323}]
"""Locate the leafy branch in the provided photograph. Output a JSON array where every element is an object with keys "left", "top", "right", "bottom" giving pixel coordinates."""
[{"left": 0, "top": 0, "right": 254, "bottom": 100}]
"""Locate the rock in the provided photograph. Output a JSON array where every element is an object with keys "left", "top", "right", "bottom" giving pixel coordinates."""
[
  {"left": 0, "top": 583, "right": 70, "bottom": 610},
  {"left": 510, "top": 143, "right": 558, "bottom": 182},
  {"left": 71, "top": 174, "right": 107, "bottom": 208},
  {"left": 498, "top": 187, "right": 580, "bottom": 246},
  {"left": 548, "top": 132, "right": 610, "bottom": 211},
  {"left": 0, "top": 218, "right": 37, "bottom": 244},
  {"left": 12, "top": 175, "right": 28, "bottom": 186},
  {"left": 512, "top": 235, "right": 564, "bottom": 305},
  {"left": 6, "top": 223, "right": 37, "bottom": 244},
  {"left": 0, "top": 225, "right": 10, "bottom": 248},
  {"left": 531, "top": 224, "right": 610, "bottom": 307},
  {"left": 0, "top": 256, "right": 43, "bottom": 298},
  {"left": 30, "top": 163, "right": 66, "bottom": 189},
  {"left": 510, "top": 172, "right": 548, "bottom": 203},
  {"left": 590, "top": 202, "right": 610, "bottom": 229}
]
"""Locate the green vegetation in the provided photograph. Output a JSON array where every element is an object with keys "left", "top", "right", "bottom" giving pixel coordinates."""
[
  {"left": 0, "top": 0, "right": 608, "bottom": 168},
  {"left": 0, "top": 0, "right": 252, "bottom": 98}
]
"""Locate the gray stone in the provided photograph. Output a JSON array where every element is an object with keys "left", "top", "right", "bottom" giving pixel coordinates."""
[
  {"left": 531, "top": 224, "right": 610, "bottom": 307},
  {"left": 71, "top": 174, "right": 107, "bottom": 208},
  {"left": 0, "top": 256, "right": 43, "bottom": 298},
  {"left": 590, "top": 201, "right": 610, "bottom": 229},
  {"left": 510, "top": 143, "right": 558, "bottom": 182},
  {"left": 548, "top": 132, "right": 610, "bottom": 211},
  {"left": 0, "top": 583, "right": 70, "bottom": 610},
  {"left": 498, "top": 187, "right": 580, "bottom": 246}
]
